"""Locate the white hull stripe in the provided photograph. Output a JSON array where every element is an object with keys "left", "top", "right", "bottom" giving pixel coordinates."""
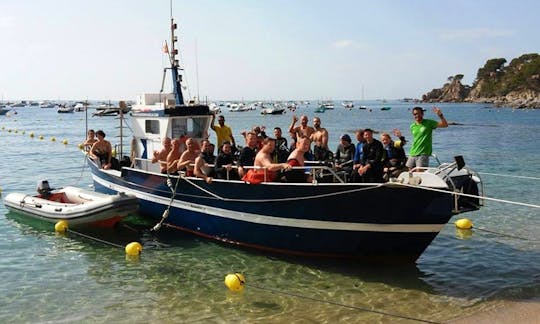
[{"left": 93, "top": 175, "right": 444, "bottom": 233}]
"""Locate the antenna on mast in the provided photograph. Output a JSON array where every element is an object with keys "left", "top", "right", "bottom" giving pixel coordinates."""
[{"left": 195, "top": 39, "right": 200, "bottom": 103}]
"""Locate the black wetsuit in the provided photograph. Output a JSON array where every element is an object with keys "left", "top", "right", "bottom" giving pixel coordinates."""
[
  {"left": 361, "top": 139, "right": 384, "bottom": 183},
  {"left": 215, "top": 152, "right": 239, "bottom": 180}
]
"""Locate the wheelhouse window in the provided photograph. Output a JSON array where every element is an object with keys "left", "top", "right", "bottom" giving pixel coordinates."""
[
  {"left": 145, "top": 120, "right": 160, "bottom": 134},
  {"left": 171, "top": 117, "right": 210, "bottom": 139}
]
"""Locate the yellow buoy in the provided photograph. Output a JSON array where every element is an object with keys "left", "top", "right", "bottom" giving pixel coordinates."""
[
  {"left": 14, "top": 129, "right": 18, "bottom": 133},
  {"left": 29, "top": 132, "right": 34, "bottom": 138},
  {"left": 224, "top": 273, "right": 246, "bottom": 292},
  {"left": 455, "top": 218, "right": 473, "bottom": 230},
  {"left": 55, "top": 220, "right": 68, "bottom": 233},
  {"left": 8, "top": 129, "right": 12, "bottom": 133},
  {"left": 125, "top": 242, "right": 143, "bottom": 256},
  {"left": 39, "top": 135, "right": 44, "bottom": 140},
  {"left": 21, "top": 130, "right": 25, "bottom": 135},
  {"left": 78, "top": 143, "right": 84, "bottom": 150},
  {"left": 62, "top": 139, "right": 68, "bottom": 145},
  {"left": 51, "top": 137, "right": 56, "bottom": 142}
]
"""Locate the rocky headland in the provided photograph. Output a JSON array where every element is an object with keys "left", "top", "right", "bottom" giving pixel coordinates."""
[{"left": 422, "top": 53, "right": 540, "bottom": 108}]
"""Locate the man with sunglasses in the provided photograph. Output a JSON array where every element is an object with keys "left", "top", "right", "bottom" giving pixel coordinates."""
[{"left": 406, "top": 106, "right": 448, "bottom": 169}]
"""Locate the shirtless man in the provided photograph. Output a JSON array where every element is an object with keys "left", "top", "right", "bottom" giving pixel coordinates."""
[
  {"left": 289, "top": 115, "right": 315, "bottom": 140},
  {"left": 247, "top": 138, "right": 291, "bottom": 182},
  {"left": 285, "top": 137, "right": 312, "bottom": 182},
  {"left": 310, "top": 117, "right": 329, "bottom": 161},
  {"left": 176, "top": 138, "right": 199, "bottom": 176},
  {"left": 166, "top": 138, "right": 183, "bottom": 174},
  {"left": 194, "top": 139, "right": 213, "bottom": 183},
  {"left": 152, "top": 137, "right": 172, "bottom": 174}
]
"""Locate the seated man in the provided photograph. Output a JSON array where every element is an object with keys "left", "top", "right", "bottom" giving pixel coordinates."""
[
  {"left": 194, "top": 140, "right": 214, "bottom": 183},
  {"left": 282, "top": 136, "right": 312, "bottom": 183},
  {"left": 334, "top": 134, "right": 355, "bottom": 180},
  {"left": 214, "top": 142, "right": 239, "bottom": 180},
  {"left": 242, "top": 138, "right": 291, "bottom": 184},
  {"left": 166, "top": 138, "right": 183, "bottom": 174},
  {"left": 381, "top": 129, "right": 407, "bottom": 180},
  {"left": 152, "top": 137, "right": 172, "bottom": 174},
  {"left": 176, "top": 138, "right": 199, "bottom": 176},
  {"left": 357, "top": 128, "right": 384, "bottom": 183},
  {"left": 237, "top": 132, "right": 258, "bottom": 178}
]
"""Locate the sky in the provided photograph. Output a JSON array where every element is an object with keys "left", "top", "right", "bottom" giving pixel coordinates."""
[{"left": 1, "top": 0, "right": 539, "bottom": 101}]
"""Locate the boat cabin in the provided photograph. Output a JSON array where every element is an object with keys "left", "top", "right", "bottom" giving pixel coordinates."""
[{"left": 130, "top": 93, "right": 212, "bottom": 173}]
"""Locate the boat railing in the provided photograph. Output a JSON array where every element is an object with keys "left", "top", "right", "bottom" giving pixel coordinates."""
[{"left": 131, "top": 158, "right": 348, "bottom": 184}]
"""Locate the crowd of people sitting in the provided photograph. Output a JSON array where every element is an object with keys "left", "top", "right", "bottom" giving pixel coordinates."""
[
  {"left": 87, "top": 106, "right": 448, "bottom": 184},
  {"left": 144, "top": 113, "right": 410, "bottom": 184}
]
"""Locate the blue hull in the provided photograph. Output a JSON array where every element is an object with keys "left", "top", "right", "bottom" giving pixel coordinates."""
[{"left": 90, "top": 161, "right": 454, "bottom": 261}]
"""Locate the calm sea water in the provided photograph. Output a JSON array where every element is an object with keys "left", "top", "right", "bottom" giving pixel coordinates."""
[{"left": 1, "top": 102, "right": 539, "bottom": 323}]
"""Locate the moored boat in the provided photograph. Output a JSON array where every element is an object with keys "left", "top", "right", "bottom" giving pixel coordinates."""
[
  {"left": 4, "top": 181, "right": 139, "bottom": 227},
  {"left": 261, "top": 104, "right": 285, "bottom": 115},
  {"left": 57, "top": 105, "right": 75, "bottom": 113},
  {"left": 87, "top": 16, "right": 484, "bottom": 262}
]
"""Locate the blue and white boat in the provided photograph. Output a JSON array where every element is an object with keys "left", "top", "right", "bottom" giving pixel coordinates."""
[{"left": 88, "top": 17, "right": 484, "bottom": 262}]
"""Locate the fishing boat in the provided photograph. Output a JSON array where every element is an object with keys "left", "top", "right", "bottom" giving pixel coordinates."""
[
  {"left": 381, "top": 106, "right": 392, "bottom": 111},
  {"left": 87, "top": 16, "right": 484, "bottom": 262},
  {"left": 0, "top": 106, "right": 10, "bottom": 115},
  {"left": 3, "top": 181, "right": 139, "bottom": 227}
]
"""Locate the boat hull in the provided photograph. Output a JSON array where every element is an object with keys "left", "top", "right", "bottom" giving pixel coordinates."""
[{"left": 89, "top": 160, "right": 454, "bottom": 261}]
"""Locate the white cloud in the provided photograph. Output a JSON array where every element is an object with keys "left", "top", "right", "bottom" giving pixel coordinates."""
[{"left": 439, "top": 27, "right": 514, "bottom": 41}]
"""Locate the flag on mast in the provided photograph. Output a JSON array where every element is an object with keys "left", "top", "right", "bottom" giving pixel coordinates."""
[{"left": 163, "top": 41, "right": 169, "bottom": 54}]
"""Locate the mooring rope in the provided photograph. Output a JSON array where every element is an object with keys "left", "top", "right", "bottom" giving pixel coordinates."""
[
  {"left": 393, "top": 182, "right": 540, "bottom": 209},
  {"left": 247, "top": 283, "right": 441, "bottom": 324},
  {"left": 478, "top": 172, "right": 540, "bottom": 181},
  {"left": 65, "top": 228, "right": 125, "bottom": 249},
  {"left": 151, "top": 172, "right": 182, "bottom": 231}
]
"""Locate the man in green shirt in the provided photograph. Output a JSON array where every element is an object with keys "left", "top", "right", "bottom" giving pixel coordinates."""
[{"left": 406, "top": 106, "right": 448, "bottom": 169}]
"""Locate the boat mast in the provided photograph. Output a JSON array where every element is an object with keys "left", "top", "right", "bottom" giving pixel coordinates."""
[{"left": 169, "top": 18, "right": 185, "bottom": 105}]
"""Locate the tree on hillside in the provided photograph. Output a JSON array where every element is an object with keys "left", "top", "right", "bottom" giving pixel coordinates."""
[{"left": 475, "top": 58, "right": 507, "bottom": 81}]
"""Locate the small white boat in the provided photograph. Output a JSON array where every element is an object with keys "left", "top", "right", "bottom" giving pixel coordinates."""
[
  {"left": 57, "top": 106, "right": 75, "bottom": 113},
  {"left": 3, "top": 181, "right": 138, "bottom": 227},
  {"left": 260, "top": 104, "right": 285, "bottom": 115}
]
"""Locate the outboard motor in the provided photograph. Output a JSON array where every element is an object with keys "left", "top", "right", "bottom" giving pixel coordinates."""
[
  {"left": 37, "top": 180, "right": 53, "bottom": 198},
  {"left": 446, "top": 156, "right": 483, "bottom": 212}
]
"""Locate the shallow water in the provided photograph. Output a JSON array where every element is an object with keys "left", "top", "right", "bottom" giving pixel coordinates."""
[{"left": 0, "top": 102, "right": 539, "bottom": 323}]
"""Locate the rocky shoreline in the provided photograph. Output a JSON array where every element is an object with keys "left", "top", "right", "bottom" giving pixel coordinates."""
[{"left": 422, "top": 54, "right": 540, "bottom": 109}]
